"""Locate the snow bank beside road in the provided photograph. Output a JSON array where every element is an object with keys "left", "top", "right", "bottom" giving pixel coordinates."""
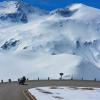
[{"left": 29, "top": 86, "right": 100, "bottom": 100}]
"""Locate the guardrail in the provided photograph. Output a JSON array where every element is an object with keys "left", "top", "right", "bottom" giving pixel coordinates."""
[{"left": 0, "top": 76, "right": 99, "bottom": 84}]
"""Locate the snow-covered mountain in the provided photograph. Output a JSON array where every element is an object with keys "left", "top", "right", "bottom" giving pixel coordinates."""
[
  {"left": 0, "top": 0, "right": 100, "bottom": 81},
  {"left": 0, "top": 0, "right": 48, "bottom": 23}
]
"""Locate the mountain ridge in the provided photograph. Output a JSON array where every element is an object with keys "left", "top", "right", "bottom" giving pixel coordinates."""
[{"left": 0, "top": 0, "right": 100, "bottom": 81}]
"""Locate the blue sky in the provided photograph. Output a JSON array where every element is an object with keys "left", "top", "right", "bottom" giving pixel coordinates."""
[
  {"left": 0, "top": 0, "right": 100, "bottom": 10},
  {"left": 25, "top": 0, "right": 100, "bottom": 10}
]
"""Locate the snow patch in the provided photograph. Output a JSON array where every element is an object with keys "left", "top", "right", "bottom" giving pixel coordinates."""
[
  {"left": 69, "top": 3, "right": 83, "bottom": 11},
  {"left": 29, "top": 87, "right": 100, "bottom": 100},
  {"left": 0, "top": 1, "right": 17, "bottom": 14}
]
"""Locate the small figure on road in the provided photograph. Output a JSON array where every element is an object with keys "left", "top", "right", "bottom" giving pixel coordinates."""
[{"left": 18, "top": 76, "right": 26, "bottom": 85}]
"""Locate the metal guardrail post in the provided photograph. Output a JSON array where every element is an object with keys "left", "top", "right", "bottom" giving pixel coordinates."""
[
  {"left": 1, "top": 80, "right": 3, "bottom": 83},
  {"left": 8, "top": 79, "right": 11, "bottom": 83}
]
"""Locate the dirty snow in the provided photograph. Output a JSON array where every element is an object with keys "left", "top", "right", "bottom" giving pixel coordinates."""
[{"left": 29, "top": 86, "right": 100, "bottom": 100}]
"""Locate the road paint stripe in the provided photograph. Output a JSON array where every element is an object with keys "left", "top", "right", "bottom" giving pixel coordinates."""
[
  {"left": 23, "top": 90, "right": 37, "bottom": 100},
  {"left": 23, "top": 90, "right": 31, "bottom": 100}
]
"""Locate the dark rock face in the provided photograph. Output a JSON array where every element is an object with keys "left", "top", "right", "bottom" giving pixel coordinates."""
[
  {"left": 0, "top": 9, "right": 28, "bottom": 23},
  {"left": 51, "top": 8, "right": 78, "bottom": 17},
  {"left": 0, "top": 16, "right": 8, "bottom": 20},
  {"left": 1, "top": 39, "right": 20, "bottom": 50},
  {"left": 20, "top": 13, "right": 28, "bottom": 23},
  {"left": 0, "top": 1, "right": 28, "bottom": 23},
  {"left": 6, "top": 13, "right": 28, "bottom": 23}
]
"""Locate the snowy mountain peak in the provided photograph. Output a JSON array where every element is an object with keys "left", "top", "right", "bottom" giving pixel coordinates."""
[
  {"left": 0, "top": 0, "right": 28, "bottom": 23},
  {"left": 0, "top": 0, "right": 48, "bottom": 23},
  {"left": 68, "top": 3, "right": 84, "bottom": 11},
  {"left": 50, "top": 3, "right": 100, "bottom": 21},
  {"left": 50, "top": 3, "right": 89, "bottom": 17},
  {"left": 0, "top": 0, "right": 18, "bottom": 14}
]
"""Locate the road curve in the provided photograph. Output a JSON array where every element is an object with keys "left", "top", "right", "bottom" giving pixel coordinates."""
[{"left": 0, "top": 80, "right": 100, "bottom": 100}]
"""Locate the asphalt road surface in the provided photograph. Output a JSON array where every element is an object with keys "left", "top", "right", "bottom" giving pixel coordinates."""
[{"left": 0, "top": 80, "right": 100, "bottom": 100}]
